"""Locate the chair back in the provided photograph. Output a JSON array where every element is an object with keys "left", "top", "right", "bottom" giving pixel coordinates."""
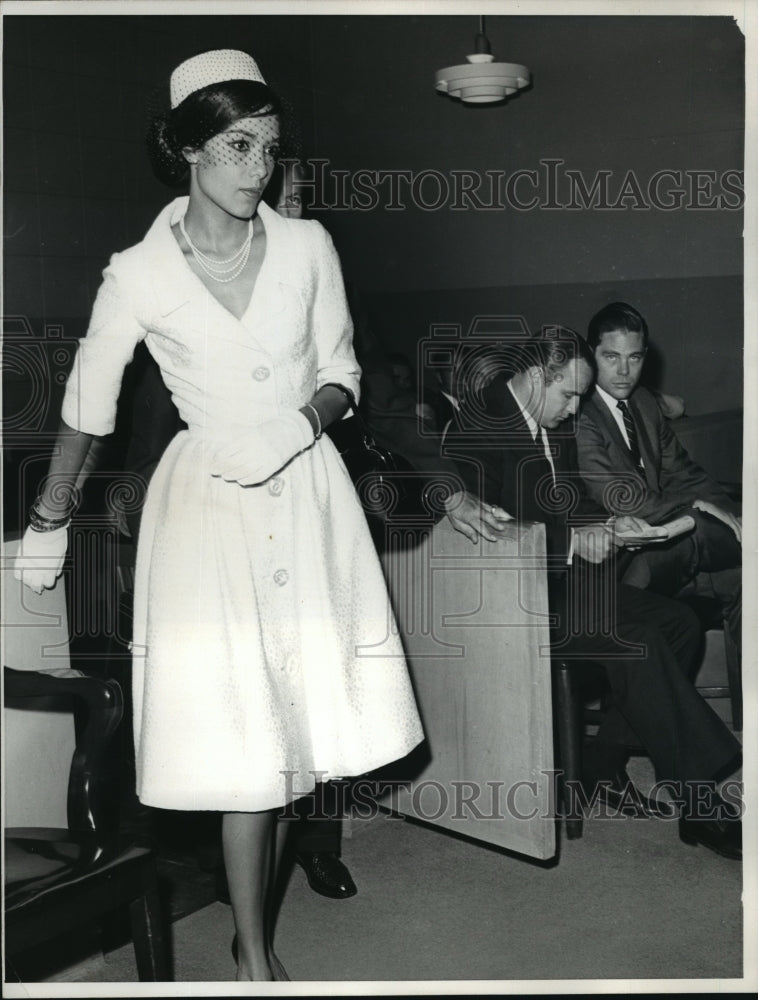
[
  {"left": 3, "top": 538, "right": 73, "bottom": 827},
  {"left": 5, "top": 667, "right": 124, "bottom": 834}
]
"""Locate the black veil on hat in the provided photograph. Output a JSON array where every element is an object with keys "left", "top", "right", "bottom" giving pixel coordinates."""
[{"left": 145, "top": 48, "right": 303, "bottom": 187}]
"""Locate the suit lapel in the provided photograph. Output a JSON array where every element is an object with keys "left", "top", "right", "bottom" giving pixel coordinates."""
[
  {"left": 587, "top": 389, "right": 662, "bottom": 494},
  {"left": 586, "top": 391, "right": 631, "bottom": 459},
  {"left": 628, "top": 394, "right": 660, "bottom": 492},
  {"left": 586, "top": 389, "right": 657, "bottom": 489},
  {"left": 494, "top": 384, "right": 573, "bottom": 562},
  {"left": 495, "top": 385, "right": 556, "bottom": 524}
]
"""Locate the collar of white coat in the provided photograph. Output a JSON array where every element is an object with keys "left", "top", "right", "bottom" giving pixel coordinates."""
[{"left": 142, "top": 197, "right": 298, "bottom": 319}]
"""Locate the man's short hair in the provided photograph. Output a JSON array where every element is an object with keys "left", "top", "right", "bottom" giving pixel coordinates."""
[
  {"left": 451, "top": 342, "right": 512, "bottom": 403},
  {"left": 587, "top": 302, "right": 649, "bottom": 352},
  {"left": 512, "top": 326, "right": 596, "bottom": 383}
]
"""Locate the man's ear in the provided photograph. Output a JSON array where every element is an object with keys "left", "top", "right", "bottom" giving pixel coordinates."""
[{"left": 527, "top": 365, "right": 544, "bottom": 383}]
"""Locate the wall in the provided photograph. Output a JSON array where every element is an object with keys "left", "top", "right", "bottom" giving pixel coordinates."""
[
  {"left": 361, "top": 274, "right": 744, "bottom": 410},
  {"left": 3, "top": 13, "right": 316, "bottom": 436},
  {"left": 3, "top": 13, "right": 744, "bottom": 437},
  {"left": 308, "top": 14, "right": 744, "bottom": 414}
]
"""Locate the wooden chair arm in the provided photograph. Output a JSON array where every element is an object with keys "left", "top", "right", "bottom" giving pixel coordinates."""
[{"left": 4, "top": 666, "right": 124, "bottom": 834}]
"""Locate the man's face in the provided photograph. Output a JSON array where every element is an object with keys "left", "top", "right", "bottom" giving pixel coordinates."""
[
  {"left": 392, "top": 364, "right": 413, "bottom": 390},
  {"left": 276, "top": 166, "right": 304, "bottom": 219},
  {"left": 593, "top": 328, "right": 646, "bottom": 400},
  {"left": 536, "top": 358, "right": 594, "bottom": 429}
]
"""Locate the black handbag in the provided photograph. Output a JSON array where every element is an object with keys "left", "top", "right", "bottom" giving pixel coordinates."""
[
  {"left": 322, "top": 385, "right": 456, "bottom": 545},
  {"left": 323, "top": 391, "right": 427, "bottom": 526},
  {"left": 326, "top": 409, "right": 415, "bottom": 519}
]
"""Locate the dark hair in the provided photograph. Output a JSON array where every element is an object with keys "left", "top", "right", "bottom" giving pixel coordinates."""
[
  {"left": 512, "top": 326, "right": 596, "bottom": 382},
  {"left": 587, "top": 302, "right": 649, "bottom": 352},
  {"left": 451, "top": 342, "right": 512, "bottom": 403},
  {"left": 146, "top": 79, "right": 282, "bottom": 187}
]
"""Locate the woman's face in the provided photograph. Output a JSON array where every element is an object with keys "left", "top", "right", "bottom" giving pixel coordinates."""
[{"left": 187, "top": 114, "right": 280, "bottom": 220}]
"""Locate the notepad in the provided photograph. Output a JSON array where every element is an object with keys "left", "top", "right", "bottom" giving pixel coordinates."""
[{"left": 614, "top": 514, "right": 696, "bottom": 545}]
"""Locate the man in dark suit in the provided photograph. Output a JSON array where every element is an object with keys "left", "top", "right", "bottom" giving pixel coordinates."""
[
  {"left": 575, "top": 302, "right": 741, "bottom": 650},
  {"left": 443, "top": 327, "right": 741, "bottom": 859}
]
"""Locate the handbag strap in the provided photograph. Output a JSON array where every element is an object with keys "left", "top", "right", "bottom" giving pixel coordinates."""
[{"left": 320, "top": 382, "right": 378, "bottom": 448}]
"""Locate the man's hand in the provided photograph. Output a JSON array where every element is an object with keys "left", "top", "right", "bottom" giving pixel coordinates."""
[
  {"left": 415, "top": 402, "right": 436, "bottom": 425},
  {"left": 610, "top": 514, "right": 668, "bottom": 549},
  {"left": 613, "top": 514, "right": 652, "bottom": 535},
  {"left": 692, "top": 499, "right": 742, "bottom": 544},
  {"left": 571, "top": 524, "right": 615, "bottom": 564},
  {"left": 444, "top": 490, "right": 513, "bottom": 544}
]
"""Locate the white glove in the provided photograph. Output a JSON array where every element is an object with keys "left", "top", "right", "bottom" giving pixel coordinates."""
[
  {"left": 14, "top": 524, "right": 69, "bottom": 594},
  {"left": 211, "top": 411, "right": 315, "bottom": 486}
]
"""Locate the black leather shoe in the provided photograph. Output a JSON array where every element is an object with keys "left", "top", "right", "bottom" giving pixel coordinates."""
[
  {"left": 296, "top": 851, "right": 357, "bottom": 899},
  {"left": 585, "top": 769, "right": 676, "bottom": 818},
  {"left": 679, "top": 815, "right": 742, "bottom": 860}
]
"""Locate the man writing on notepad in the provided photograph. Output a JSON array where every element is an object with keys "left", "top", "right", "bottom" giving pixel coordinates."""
[
  {"left": 441, "top": 327, "right": 742, "bottom": 858},
  {"left": 575, "top": 302, "right": 741, "bottom": 656}
]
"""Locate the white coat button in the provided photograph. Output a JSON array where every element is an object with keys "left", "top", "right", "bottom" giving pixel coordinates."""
[
  {"left": 268, "top": 477, "right": 285, "bottom": 496},
  {"left": 253, "top": 366, "right": 271, "bottom": 381},
  {"left": 273, "top": 569, "right": 289, "bottom": 586}
]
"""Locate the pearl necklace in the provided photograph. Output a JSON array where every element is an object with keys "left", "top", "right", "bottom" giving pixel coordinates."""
[{"left": 180, "top": 217, "right": 254, "bottom": 283}]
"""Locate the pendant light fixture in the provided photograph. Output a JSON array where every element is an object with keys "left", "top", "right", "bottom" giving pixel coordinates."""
[{"left": 435, "top": 16, "right": 530, "bottom": 105}]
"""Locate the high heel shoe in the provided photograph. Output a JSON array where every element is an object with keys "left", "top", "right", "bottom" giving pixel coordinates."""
[{"left": 231, "top": 935, "right": 290, "bottom": 981}]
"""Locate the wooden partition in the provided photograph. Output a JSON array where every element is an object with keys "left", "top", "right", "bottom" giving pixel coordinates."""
[{"left": 379, "top": 519, "right": 556, "bottom": 861}]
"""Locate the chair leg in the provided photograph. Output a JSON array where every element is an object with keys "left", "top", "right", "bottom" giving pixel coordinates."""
[
  {"left": 723, "top": 625, "right": 742, "bottom": 732},
  {"left": 553, "top": 661, "right": 584, "bottom": 840},
  {"left": 129, "top": 864, "right": 169, "bottom": 981}
]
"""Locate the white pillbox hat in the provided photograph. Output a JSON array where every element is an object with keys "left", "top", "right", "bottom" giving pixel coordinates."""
[{"left": 170, "top": 49, "right": 267, "bottom": 109}]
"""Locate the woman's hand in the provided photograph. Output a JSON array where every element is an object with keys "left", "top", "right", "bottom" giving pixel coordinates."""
[
  {"left": 14, "top": 525, "right": 69, "bottom": 594},
  {"left": 211, "top": 411, "right": 315, "bottom": 487}
]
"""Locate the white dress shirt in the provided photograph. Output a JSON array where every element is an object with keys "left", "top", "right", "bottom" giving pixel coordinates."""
[
  {"left": 506, "top": 381, "right": 578, "bottom": 562},
  {"left": 507, "top": 381, "right": 556, "bottom": 482}
]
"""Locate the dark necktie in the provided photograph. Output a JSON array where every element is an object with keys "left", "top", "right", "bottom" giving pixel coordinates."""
[{"left": 617, "top": 400, "right": 642, "bottom": 468}]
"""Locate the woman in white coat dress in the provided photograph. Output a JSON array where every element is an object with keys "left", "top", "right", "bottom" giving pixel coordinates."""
[{"left": 15, "top": 49, "right": 423, "bottom": 981}]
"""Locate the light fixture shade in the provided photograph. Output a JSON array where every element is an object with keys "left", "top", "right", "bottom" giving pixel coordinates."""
[{"left": 436, "top": 53, "right": 530, "bottom": 105}]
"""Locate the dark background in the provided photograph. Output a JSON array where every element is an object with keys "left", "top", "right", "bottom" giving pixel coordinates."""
[{"left": 3, "top": 12, "right": 745, "bottom": 509}]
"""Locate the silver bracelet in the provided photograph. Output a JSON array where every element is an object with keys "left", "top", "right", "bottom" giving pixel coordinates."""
[
  {"left": 28, "top": 507, "right": 71, "bottom": 533},
  {"left": 28, "top": 493, "right": 74, "bottom": 533},
  {"left": 304, "top": 403, "right": 322, "bottom": 439}
]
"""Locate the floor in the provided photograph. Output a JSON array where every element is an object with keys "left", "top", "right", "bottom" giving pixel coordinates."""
[
  {"left": 5, "top": 692, "right": 743, "bottom": 986},
  {"left": 11, "top": 789, "right": 746, "bottom": 987}
]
